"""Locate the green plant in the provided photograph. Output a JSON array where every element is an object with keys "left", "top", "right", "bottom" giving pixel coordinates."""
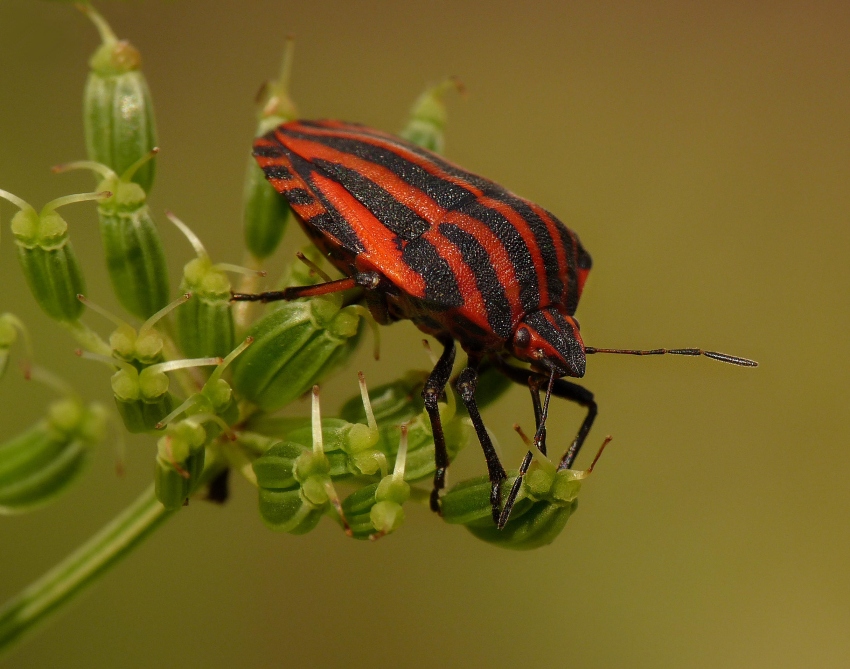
[{"left": 0, "top": 4, "right": 603, "bottom": 657}]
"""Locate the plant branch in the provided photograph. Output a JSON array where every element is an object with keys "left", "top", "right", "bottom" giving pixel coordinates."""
[{"left": 0, "top": 484, "right": 173, "bottom": 656}]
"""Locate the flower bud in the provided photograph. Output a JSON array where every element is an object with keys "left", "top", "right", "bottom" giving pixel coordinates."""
[
  {"left": 53, "top": 153, "right": 169, "bottom": 320},
  {"left": 110, "top": 363, "right": 175, "bottom": 434},
  {"left": 307, "top": 372, "right": 387, "bottom": 475},
  {"left": 252, "top": 438, "right": 351, "bottom": 490},
  {"left": 168, "top": 213, "right": 237, "bottom": 361},
  {"left": 1, "top": 189, "right": 105, "bottom": 322},
  {"left": 81, "top": 4, "right": 157, "bottom": 192},
  {"left": 400, "top": 77, "right": 463, "bottom": 154},
  {"left": 243, "top": 38, "right": 298, "bottom": 260},
  {"left": 231, "top": 294, "right": 364, "bottom": 412},
  {"left": 80, "top": 292, "right": 189, "bottom": 366},
  {"left": 0, "top": 397, "right": 106, "bottom": 514}
]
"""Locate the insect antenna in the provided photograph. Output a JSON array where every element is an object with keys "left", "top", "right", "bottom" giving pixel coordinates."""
[{"left": 584, "top": 347, "right": 757, "bottom": 367}]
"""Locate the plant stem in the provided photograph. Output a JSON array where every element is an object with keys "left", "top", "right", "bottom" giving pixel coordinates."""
[{"left": 0, "top": 484, "right": 174, "bottom": 656}]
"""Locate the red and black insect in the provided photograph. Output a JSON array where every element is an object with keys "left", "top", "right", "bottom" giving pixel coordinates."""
[{"left": 234, "top": 119, "right": 756, "bottom": 528}]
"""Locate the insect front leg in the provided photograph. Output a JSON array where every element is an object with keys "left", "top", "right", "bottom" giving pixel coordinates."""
[
  {"left": 230, "top": 271, "right": 381, "bottom": 303},
  {"left": 495, "top": 361, "right": 598, "bottom": 468},
  {"left": 455, "top": 366, "right": 508, "bottom": 526},
  {"left": 421, "top": 337, "right": 456, "bottom": 513},
  {"left": 551, "top": 377, "right": 598, "bottom": 470},
  {"left": 493, "top": 361, "right": 598, "bottom": 527}
]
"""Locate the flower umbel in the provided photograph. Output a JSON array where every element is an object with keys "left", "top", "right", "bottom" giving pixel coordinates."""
[{"left": 0, "top": 4, "right": 607, "bottom": 660}]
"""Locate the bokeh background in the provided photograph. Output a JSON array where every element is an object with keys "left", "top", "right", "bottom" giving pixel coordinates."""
[{"left": 1, "top": 1, "right": 848, "bottom": 667}]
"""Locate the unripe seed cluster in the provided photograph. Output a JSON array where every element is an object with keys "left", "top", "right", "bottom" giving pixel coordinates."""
[{"left": 0, "top": 4, "right": 601, "bottom": 551}]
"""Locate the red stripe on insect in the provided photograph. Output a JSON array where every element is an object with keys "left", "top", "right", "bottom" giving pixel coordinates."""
[
  {"left": 273, "top": 133, "right": 446, "bottom": 222},
  {"left": 439, "top": 209, "right": 525, "bottom": 321},
  {"left": 530, "top": 203, "right": 572, "bottom": 305},
  {"left": 308, "top": 172, "right": 426, "bottom": 295},
  {"left": 420, "top": 226, "right": 491, "bottom": 332},
  {"left": 480, "top": 196, "right": 551, "bottom": 305}
]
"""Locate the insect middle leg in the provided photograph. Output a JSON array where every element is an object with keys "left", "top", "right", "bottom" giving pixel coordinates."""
[
  {"left": 421, "top": 337, "right": 457, "bottom": 513},
  {"left": 454, "top": 366, "right": 508, "bottom": 526}
]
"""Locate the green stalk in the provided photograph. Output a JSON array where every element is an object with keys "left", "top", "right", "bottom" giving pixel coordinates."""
[{"left": 0, "top": 484, "right": 174, "bottom": 655}]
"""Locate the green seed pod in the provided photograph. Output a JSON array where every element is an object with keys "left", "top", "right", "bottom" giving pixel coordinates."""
[
  {"left": 342, "top": 425, "right": 412, "bottom": 540},
  {"left": 0, "top": 398, "right": 106, "bottom": 514},
  {"left": 400, "top": 77, "right": 463, "bottom": 154},
  {"left": 287, "top": 372, "right": 386, "bottom": 477},
  {"left": 168, "top": 213, "right": 237, "bottom": 361},
  {"left": 154, "top": 419, "right": 208, "bottom": 509},
  {"left": 81, "top": 4, "right": 157, "bottom": 193},
  {"left": 258, "top": 487, "right": 325, "bottom": 534},
  {"left": 1, "top": 189, "right": 108, "bottom": 322},
  {"left": 339, "top": 373, "right": 468, "bottom": 482},
  {"left": 255, "top": 386, "right": 350, "bottom": 534},
  {"left": 79, "top": 346, "right": 222, "bottom": 433},
  {"left": 231, "top": 293, "right": 364, "bottom": 412},
  {"left": 53, "top": 153, "right": 169, "bottom": 320},
  {"left": 0, "top": 314, "right": 31, "bottom": 381},
  {"left": 252, "top": 439, "right": 350, "bottom": 490},
  {"left": 243, "top": 38, "right": 298, "bottom": 260},
  {"left": 442, "top": 438, "right": 610, "bottom": 550}
]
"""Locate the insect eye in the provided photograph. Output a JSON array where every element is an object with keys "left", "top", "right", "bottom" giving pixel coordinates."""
[{"left": 514, "top": 327, "right": 531, "bottom": 348}]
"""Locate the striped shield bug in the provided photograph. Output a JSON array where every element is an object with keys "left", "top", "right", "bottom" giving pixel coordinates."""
[{"left": 233, "top": 119, "right": 757, "bottom": 529}]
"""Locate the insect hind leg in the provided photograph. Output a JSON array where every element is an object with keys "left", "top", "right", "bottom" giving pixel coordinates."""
[{"left": 230, "top": 271, "right": 380, "bottom": 303}]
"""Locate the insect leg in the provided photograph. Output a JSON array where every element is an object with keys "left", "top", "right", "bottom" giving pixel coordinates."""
[
  {"left": 421, "top": 337, "right": 456, "bottom": 513},
  {"left": 455, "top": 366, "right": 508, "bottom": 526},
  {"left": 495, "top": 361, "right": 598, "bottom": 469},
  {"left": 496, "top": 371, "right": 556, "bottom": 528},
  {"left": 230, "top": 272, "right": 381, "bottom": 303},
  {"left": 528, "top": 377, "right": 547, "bottom": 455}
]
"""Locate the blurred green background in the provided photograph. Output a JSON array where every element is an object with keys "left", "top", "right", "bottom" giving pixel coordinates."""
[{"left": 1, "top": 1, "right": 848, "bottom": 667}]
